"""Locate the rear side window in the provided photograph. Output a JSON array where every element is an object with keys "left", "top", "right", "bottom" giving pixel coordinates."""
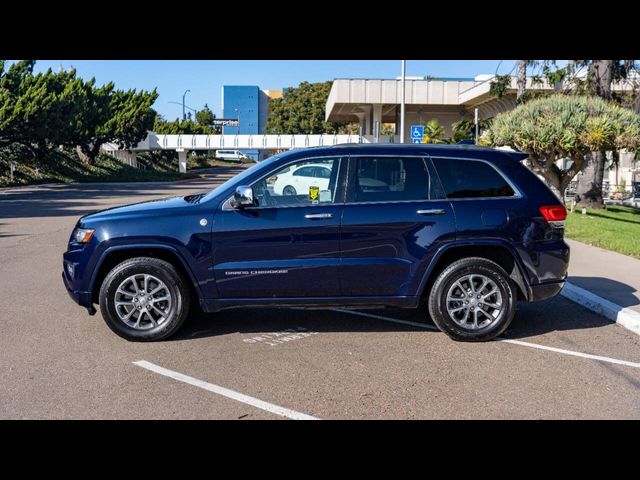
[
  {"left": 434, "top": 158, "right": 515, "bottom": 198},
  {"left": 293, "top": 166, "right": 315, "bottom": 177},
  {"left": 353, "top": 157, "right": 432, "bottom": 202},
  {"left": 315, "top": 167, "right": 331, "bottom": 179}
]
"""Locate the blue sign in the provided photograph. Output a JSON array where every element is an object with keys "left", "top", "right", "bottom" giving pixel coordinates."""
[
  {"left": 412, "top": 138, "right": 422, "bottom": 144},
  {"left": 410, "top": 125, "right": 424, "bottom": 139}
]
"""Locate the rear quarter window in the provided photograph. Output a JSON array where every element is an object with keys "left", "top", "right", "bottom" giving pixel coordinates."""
[{"left": 433, "top": 158, "right": 515, "bottom": 199}]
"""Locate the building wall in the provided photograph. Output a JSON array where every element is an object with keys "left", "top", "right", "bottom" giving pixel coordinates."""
[
  {"left": 399, "top": 110, "right": 467, "bottom": 138},
  {"left": 222, "top": 86, "right": 260, "bottom": 135},
  {"left": 605, "top": 151, "right": 639, "bottom": 194},
  {"left": 258, "top": 90, "right": 270, "bottom": 134},
  {"left": 222, "top": 85, "right": 261, "bottom": 160}
]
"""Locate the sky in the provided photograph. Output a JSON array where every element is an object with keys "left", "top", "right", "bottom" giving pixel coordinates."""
[{"left": 29, "top": 60, "right": 523, "bottom": 120}]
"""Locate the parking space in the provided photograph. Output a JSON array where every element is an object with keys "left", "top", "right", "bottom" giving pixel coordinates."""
[{"left": 1, "top": 176, "right": 639, "bottom": 419}]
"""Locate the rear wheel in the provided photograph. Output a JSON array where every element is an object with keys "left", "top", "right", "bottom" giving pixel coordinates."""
[
  {"left": 427, "top": 257, "right": 516, "bottom": 341},
  {"left": 283, "top": 185, "right": 297, "bottom": 195},
  {"left": 99, "top": 257, "right": 190, "bottom": 341}
]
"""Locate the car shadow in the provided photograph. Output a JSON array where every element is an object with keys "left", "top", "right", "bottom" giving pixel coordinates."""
[
  {"left": 171, "top": 294, "right": 618, "bottom": 342},
  {"left": 567, "top": 276, "right": 639, "bottom": 309}
]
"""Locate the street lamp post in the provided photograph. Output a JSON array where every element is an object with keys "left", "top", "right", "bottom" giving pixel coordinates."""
[
  {"left": 182, "top": 89, "right": 191, "bottom": 121},
  {"left": 235, "top": 109, "right": 241, "bottom": 135},
  {"left": 474, "top": 108, "right": 479, "bottom": 144},
  {"left": 400, "top": 60, "right": 406, "bottom": 144}
]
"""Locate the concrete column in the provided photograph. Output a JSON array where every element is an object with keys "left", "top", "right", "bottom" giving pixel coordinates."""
[
  {"left": 176, "top": 148, "right": 188, "bottom": 173},
  {"left": 363, "top": 106, "right": 372, "bottom": 135},
  {"left": 354, "top": 113, "right": 366, "bottom": 137},
  {"left": 372, "top": 104, "right": 383, "bottom": 142}
]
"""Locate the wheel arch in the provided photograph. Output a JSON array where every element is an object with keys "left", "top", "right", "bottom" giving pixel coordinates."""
[
  {"left": 417, "top": 241, "right": 531, "bottom": 302},
  {"left": 89, "top": 244, "right": 201, "bottom": 305}
]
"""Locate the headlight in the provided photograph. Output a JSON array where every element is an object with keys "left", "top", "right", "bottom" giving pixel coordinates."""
[{"left": 73, "top": 228, "right": 95, "bottom": 244}]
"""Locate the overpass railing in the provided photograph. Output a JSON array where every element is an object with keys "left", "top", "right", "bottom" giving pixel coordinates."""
[{"left": 103, "top": 133, "right": 399, "bottom": 152}]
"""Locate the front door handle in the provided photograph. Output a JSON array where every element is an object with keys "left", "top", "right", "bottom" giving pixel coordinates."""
[
  {"left": 304, "top": 213, "right": 333, "bottom": 220},
  {"left": 417, "top": 208, "right": 445, "bottom": 216}
]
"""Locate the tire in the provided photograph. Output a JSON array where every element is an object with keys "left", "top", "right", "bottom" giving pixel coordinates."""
[
  {"left": 99, "top": 257, "right": 191, "bottom": 342},
  {"left": 427, "top": 257, "right": 516, "bottom": 342},
  {"left": 283, "top": 185, "right": 297, "bottom": 196}
]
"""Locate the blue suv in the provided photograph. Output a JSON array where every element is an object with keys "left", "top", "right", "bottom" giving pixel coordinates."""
[{"left": 62, "top": 144, "right": 569, "bottom": 342}]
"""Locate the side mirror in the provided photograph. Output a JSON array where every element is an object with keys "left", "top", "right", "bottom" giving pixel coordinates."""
[{"left": 231, "top": 185, "right": 254, "bottom": 209}]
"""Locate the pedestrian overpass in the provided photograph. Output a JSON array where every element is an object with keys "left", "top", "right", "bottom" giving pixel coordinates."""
[{"left": 102, "top": 132, "right": 398, "bottom": 172}]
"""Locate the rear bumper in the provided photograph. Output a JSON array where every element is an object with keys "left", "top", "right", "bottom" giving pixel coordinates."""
[{"left": 529, "top": 279, "right": 566, "bottom": 302}]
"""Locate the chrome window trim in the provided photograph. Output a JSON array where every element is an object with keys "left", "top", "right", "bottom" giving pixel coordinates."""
[
  {"left": 221, "top": 152, "right": 523, "bottom": 210},
  {"left": 227, "top": 202, "right": 345, "bottom": 212}
]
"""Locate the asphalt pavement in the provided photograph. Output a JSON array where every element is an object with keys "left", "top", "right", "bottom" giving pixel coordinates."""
[{"left": 1, "top": 171, "right": 639, "bottom": 419}]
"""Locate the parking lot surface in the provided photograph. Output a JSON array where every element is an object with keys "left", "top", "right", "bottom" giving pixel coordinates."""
[{"left": 1, "top": 172, "right": 639, "bottom": 419}]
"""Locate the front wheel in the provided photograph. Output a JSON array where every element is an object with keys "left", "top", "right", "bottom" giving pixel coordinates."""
[
  {"left": 99, "top": 257, "right": 190, "bottom": 341},
  {"left": 427, "top": 257, "right": 516, "bottom": 342}
]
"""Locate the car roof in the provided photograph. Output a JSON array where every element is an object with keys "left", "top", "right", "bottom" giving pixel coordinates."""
[{"left": 281, "top": 143, "right": 529, "bottom": 162}]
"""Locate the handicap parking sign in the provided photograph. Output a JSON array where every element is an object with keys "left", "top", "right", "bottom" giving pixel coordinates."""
[
  {"left": 412, "top": 138, "right": 422, "bottom": 144},
  {"left": 410, "top": 125, "right": 424, "bottom": 139}
]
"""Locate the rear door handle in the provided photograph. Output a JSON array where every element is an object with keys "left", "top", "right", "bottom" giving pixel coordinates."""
[
  {"left": 304, "top": 213, "right": 333, "bottom": 220},
  {"left": 416, "top": 208, "right": 445, "bottom": 216}
]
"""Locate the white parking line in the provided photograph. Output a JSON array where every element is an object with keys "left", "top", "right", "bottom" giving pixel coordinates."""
[
  {"left": 333, "top": 308, "right": 640, "bottom": 370},
  {"left": 133, "top": 360, "right": 319, "bottom": 420}
]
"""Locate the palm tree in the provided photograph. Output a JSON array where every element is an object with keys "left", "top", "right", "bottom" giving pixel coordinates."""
[
  {"left": 422, "top": 119, "right": 446, "bottom": 143},
  {"left": 516, "top": 60, "right": 527, "bottom": 101}
]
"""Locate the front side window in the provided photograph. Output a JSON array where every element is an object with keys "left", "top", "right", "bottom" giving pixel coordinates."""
[
  {"left": 433, "top": 158, "right": 515, "bottom": 199},
  {"left": 250, "top": 157, "right": 341, "bottom": 207},
  {"left": 352, "top": 157, "right": 432, "bottom": 202}
]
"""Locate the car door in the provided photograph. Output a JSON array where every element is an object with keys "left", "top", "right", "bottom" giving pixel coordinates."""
[
  {"left": 211, "top": 156, "right": 346, "bottom": 298},
  {"left": 339, "top": 155, "right": 456, "bottom": 297},
  {"left": 290, "top": 166, "right": 314, "bottom": 193}
]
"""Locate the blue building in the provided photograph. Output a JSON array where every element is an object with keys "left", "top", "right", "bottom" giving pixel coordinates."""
[{"left": 222, "top": 85, "right": 276, "bottom": 161}]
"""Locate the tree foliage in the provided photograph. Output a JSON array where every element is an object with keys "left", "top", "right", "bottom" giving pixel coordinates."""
[
  {"left": 481, "top": 95, "right": 640, "bottom": 199},
  {"left": 0, "top": 60, "right": 158, "bottom": 165},
  {"left": 195, "top": 103, "right": 215, "bottom": 127},
  {"left": 77, "top": 86, "right": 158, "bottom": 162},
  {"left": 420, "top": 119, "right": 446, "bottom": 143},
  {"left": 265, "top": 81, "right": 347, "bottom": 134},
  {"left": 449, "top": 118, "right": 493, "bottom": 143},
  {"left": 153, "top": 104, "right": 221, "bottom": 135}
]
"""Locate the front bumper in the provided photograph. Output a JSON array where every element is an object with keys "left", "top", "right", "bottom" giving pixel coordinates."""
[{"left": 62, "top": 271, "right": 94, "bottom": 311}]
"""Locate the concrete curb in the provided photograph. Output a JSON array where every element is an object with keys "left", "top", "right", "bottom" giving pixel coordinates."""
[{"left": 561, "top": 282, "right": 640, "bottom": 337}]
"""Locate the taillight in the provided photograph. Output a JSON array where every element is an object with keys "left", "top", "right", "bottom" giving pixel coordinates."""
[{"left": 539, "top": 205, "right": 567, "bottom": 227}]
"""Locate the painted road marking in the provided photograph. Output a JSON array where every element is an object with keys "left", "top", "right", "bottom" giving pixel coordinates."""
[
  {"left": 243, "top": 326, "right": 319, "bottom": 347},
  {"left": 133, "top": 360, "right": 319, "bottom": 420},
  {"left": 333, "top": 308, "right": 640, "bottom": 370}
]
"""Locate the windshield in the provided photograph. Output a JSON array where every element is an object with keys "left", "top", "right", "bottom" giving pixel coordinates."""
[{"left": 202, "top": 152, "right": 288, "bottom": 201}]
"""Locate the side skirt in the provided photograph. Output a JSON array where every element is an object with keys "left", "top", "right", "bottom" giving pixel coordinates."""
[{"left": 200, "top": 296, "right": 420, "bottom": 313}]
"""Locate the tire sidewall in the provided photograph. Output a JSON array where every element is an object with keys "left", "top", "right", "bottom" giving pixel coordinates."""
[
  {"left": 429, "top": 259, "right": 516, "bottom": 341},
  {"left": 99, "top": 259, "right": 188, "bottom": 341}
]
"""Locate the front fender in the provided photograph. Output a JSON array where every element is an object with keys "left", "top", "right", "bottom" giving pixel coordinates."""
[{"left": 87, "top": 242, "right": 205, "bottom": 300}]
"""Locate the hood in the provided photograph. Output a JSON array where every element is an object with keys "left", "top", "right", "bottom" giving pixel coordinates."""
[{"left": 79, "top": 192, "right": 207, "bottom": 225}]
